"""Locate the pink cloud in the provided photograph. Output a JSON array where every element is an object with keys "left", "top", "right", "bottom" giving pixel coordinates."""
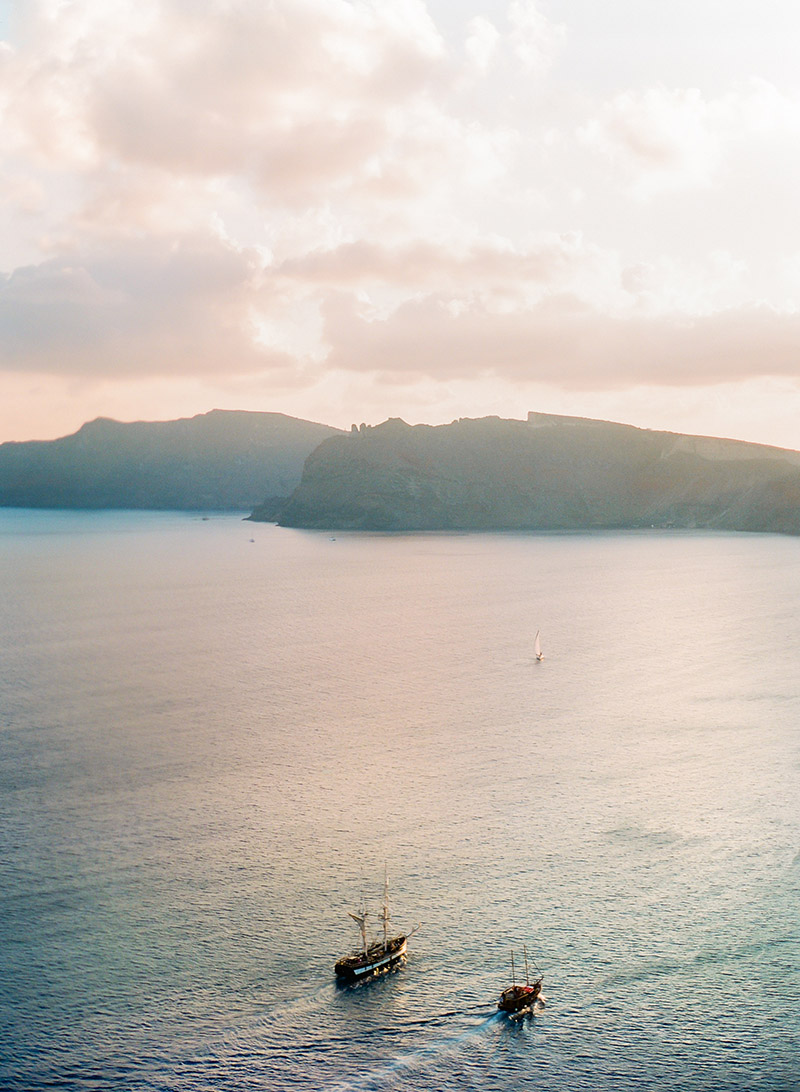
[
  {"left": 275, "top": 236, "right": 587, "bottom": 290},
  {"left": 321, "top": 291, "right": 800, "bottom": 388},
  {"left": 0, "top": 233, "right": 292, "bottom": 377},
  {"left": 7, "top": 0, "right": 455, "bottom": 208}
]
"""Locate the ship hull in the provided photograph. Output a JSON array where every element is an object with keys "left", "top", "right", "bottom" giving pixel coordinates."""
[
  {"left": 497, "top": 981, "right": 542, "bottom": 1014},
  {"left": 334, "top": 936, "right": 407, "bottom": 982}
]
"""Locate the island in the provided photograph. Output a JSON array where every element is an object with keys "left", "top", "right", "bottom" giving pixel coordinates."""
[
  {"left": 0, "top": 409, "right": 342, "bottom": 510},
  {"left": 259, "top": 412, "right": 800, "bottom": 534}
]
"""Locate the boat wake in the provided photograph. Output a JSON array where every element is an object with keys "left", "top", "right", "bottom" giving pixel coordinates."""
[
  {"left": 172, "top": 982, "right": 341, "bottom": 1058},
  {"left": 328, "top": 1012, "right": 504, "bottom": 1092},
  {"left": 132, "top": 988, "right": 537, "bottom": 1092}
]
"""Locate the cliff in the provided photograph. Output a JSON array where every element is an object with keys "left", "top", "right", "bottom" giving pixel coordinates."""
[
  {"left": 271, "top": 413, "right": 800, "bottom": 533},
  {"left": 0, "top": 410, "right": 342, "bottom": 510}
]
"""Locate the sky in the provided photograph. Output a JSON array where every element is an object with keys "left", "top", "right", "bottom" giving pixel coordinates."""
[{"left": 3, "top": 1, "right": 800, "bottom": 446}]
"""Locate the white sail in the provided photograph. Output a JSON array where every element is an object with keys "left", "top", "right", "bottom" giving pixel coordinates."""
[
  {"left": 534, "top": 630, "right": 544, "bottom": 661},
  {"left": 348, "top": 906, "right": 369, "bottom": 954}
]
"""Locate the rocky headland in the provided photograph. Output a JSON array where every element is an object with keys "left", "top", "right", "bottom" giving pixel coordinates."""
[{"left": 269, "top": 412, "right": 800, "bottom": 533}]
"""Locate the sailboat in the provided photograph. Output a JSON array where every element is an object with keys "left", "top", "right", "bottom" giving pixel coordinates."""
[
  {"left": 534, "top": 630, "right": 544, "bottom": 662},
  {"left": 334, "top": 868, "right": 416, "bottom": 983},
  {"left": 497, "top": 946, "right": 543, "bottom": 1015}
]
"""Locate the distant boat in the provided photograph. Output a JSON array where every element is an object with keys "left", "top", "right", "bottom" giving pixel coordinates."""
[
  {"left": 334, "top": 868, "right": 417, "bottom": 983},
  {"left": 534, "top": 630, "right": 544, "bottom": 662},
  {"left": 498, "top": 947, "right": 543, "bottom": 1015}
]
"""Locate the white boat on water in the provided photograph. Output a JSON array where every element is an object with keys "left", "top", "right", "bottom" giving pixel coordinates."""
[{"left": 534, "top": 630, "right": 544, "bottom": 662}]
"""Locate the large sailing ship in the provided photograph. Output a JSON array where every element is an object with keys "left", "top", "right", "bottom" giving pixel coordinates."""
[{"left": 334, "top": 869, "right": 415, "bottom": 983}]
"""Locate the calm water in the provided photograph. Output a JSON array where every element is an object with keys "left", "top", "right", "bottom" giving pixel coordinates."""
[{"left": 1, "top": 510, "right": 799, "bottom": 1091}]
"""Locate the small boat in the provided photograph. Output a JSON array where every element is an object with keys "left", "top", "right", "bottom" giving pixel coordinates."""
[
  {"left": 498, "top": 947, "right": 543, "bottom": 1015},
  {"left": 534, "top": 630, "right": 544, "bottom": 662},
  {"left": 334, "top": 869, "right": 416, "bottom": 983}
]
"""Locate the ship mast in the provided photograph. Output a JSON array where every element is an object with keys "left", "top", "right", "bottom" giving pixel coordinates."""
[
  {"left": 511, "top": 950, "right": 516, "bottom": 987},
  {"left": 523, "top": 945, "right": 530, "bottom": 987},
  {"left": 379, "top": 862, "right": 390, "bottom": 947}
]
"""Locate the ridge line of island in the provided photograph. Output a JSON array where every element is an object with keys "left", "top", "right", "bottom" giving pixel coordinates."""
[{"left": 4, "top": 408, "right": 800, "bottom": 535}]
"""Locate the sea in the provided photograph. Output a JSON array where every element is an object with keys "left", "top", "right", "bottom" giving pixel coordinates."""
[{"left": 1, "top": 509, "right": 799, "bottom": 1092}]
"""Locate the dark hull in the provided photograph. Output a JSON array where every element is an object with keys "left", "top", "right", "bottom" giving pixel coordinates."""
[
  {"left": 498, "top": 980, "right": 542, "bottom": 1014},
  {"left": 334, "top": 936, "right": 407, "bottom": 982}
]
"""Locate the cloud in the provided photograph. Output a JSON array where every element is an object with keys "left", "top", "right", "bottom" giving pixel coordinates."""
[
  {"left": 6, "top": 222, "right": 798, "bottom": 397},
  {"left": 0, "top": 233, "right": 295, "bottom": 377},
  {"left": 274, "top": 234, "right": 598, "bottom": 296},
  {"left": 508, "top": 0, "right": 565, "bottom": 73},
  {"left": 6, "top": 0, "right": 459, "bottom": 209},
  {"left": 465, "top": 16, "right": 500, "bottom": 73},
  {"left": 579, "top": 78, "right": 800, "bottom": 199},
  {"left": 579, "top": 86, "right": 718, "bottom": 197},
  {"left": 3, "top": 0, "right": 800, "bottom": 447},
  {"left": 320, "top": 290, "right": 800, "bottom": 389}
]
